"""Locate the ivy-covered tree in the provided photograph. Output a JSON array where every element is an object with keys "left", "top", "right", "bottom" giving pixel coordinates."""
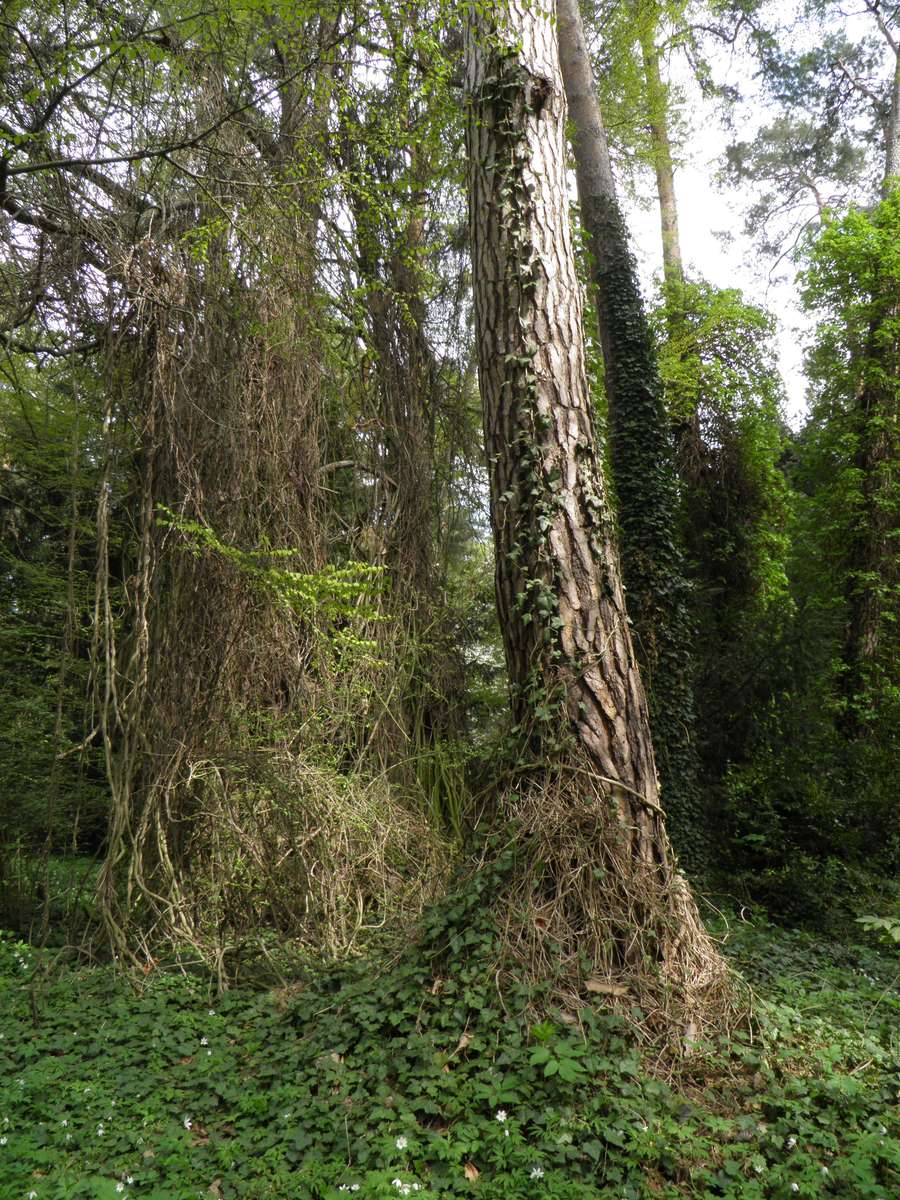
[
  {"left": 799, "top": 191, "right": 899, "bottom": 746},
  {"left": 466, "top": 0, "right": 727, "bottom": 1020},
  {"left": 556, "top": 0, "right": 702, "bottom": 864},
  {"left": 654, "top": 281, "right": 792, "bottom": 779}
]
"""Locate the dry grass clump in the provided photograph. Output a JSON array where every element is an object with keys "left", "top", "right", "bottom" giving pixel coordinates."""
[{"left": 490, "top": 766, "right": 742, "bottom": 1047}]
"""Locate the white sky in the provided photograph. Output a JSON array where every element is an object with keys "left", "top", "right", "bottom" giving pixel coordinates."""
[
  {"left": 617, "top": 73, "right": 814, "bottom": 429},
  {"left": 625, "top": 142, "right": 813, "bottom": 428},
  {"left": 614, "top": 1, "right": 892, "bottom": 431}
]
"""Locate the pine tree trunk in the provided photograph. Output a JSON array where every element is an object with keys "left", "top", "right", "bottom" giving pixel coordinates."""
[
  {"left": 466, "top": 0, "right": 727, "bottom": 1023},
  {"left": 554, "top": 0, "right": 701, "bottom": 861}
]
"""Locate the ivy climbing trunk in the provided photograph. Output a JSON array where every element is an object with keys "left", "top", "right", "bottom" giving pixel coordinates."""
[
  {"left": 555, "top": 0, "right": 701, "bottom": 862},
  {"left": 466, "top": 0, "right": 727, "bottom": 1023}
]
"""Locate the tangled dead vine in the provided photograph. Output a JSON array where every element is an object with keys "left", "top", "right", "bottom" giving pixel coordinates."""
[
  {"left": 91, "top": 190, "right": 458, "bottom": 973},
  {"left": 110, "top": 752, "right": 447, "bottom": 979},
  {"left": 93, "top": 187, "right": 379, "bottom": 966},
  {"left": 485, "top": 762, "right": 742, "bottom": 1047}
]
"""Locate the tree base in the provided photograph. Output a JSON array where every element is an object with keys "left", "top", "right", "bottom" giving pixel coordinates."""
[{"left": 489, "top": 765, "right": 740, "bottom": 1046}]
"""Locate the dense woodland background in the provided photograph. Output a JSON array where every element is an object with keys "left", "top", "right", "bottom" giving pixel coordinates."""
[{"left": 0, "top": 1, "right": 898, "bottom": 1197}]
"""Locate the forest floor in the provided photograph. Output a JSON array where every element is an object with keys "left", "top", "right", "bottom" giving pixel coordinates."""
[{"left": 0, "top": 869, "right": 897, "bottom": 1200}]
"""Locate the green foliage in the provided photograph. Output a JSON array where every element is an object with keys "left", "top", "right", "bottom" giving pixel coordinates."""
[
  {"left": 0, "top": 889, "right": 897, "bottom": 1199},
  {"left": 0, "top": 361, "right": 109, "bottom": 868},
  {"left": 856, "top": 914, "right": 900, "bottom": 947},
  {"left": 578, "top": 190, "right": 702, "bottom": 864},
  {"left": 654, "top": 280, "right": 792, "bottom": 787},
  {"left": 0, "top": 849, "right": 98, "bottom": 941},
  {"left": 156, "top": 506, "right": 384, "bottom": 660},
  {"left": 589, "top": 0, "right": 695, "bottom": 199},
  {"left": 718, "top": 192, "right": 899, "bottom": 906},
  {"left": 720, "top": 1, "right": 890, "bottom": 251}
]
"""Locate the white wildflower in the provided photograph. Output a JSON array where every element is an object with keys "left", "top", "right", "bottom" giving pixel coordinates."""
[
  {"left": 879, "top": 1125, "right": 887, "bottom": 1135},
  {"left": 28, "top": 1192, "right": 38, "bottom": 1198},
  {"left": 200, "top": 1037, "right": 209, "bottom": 1047},
  {"left": 126, "top": 1179, "right": 134, "bottom": 1186},
  {"left": 791, "top": 1186, "right": 799, "bottom": 1194},
  {"left": 208, "top": 1010, "right": 215, "bottom": 1016},
  {"left": 495, "top": 1109, "right": 508, "bottom": 1123},
  {"left": 396, "top": 1135, "right": 408, "bottom": 1150},
  {"left": 116, "top": 1186, "right": 125, "bottom": 1194},
  {"left": 786, "top": 1136, "right": 797, "bottom": 1149},
  {"left": 0, "top": 1136, "right": 6, "bottom": 1146},
  {"left": 183, "top": 1117, "right": 192, "bottom": 1130},
  {"left": 60, "top": 1120, "right": 68, "bottom": 1127},
  {"left": 530, "top": 1165, "right": 545, "bottom": 1179},
  {"left": 754, "top": 1163, "right": 765, "bottom": 1174},
  {"left": 97, "top": 1125, "right": 104, "bottom": 1136},
  {"left": 821, "top": 1166, "right": 829, "bottom": 1176}
]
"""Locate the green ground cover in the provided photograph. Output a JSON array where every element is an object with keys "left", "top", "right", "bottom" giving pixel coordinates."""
[{"left": 1, "top": 887, "right": 897, "bottom": 1200}]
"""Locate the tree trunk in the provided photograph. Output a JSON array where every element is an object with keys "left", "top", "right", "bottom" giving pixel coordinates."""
[
  {"left": 555, "top": 0, "right": 701, "bottom": 862},
  {"left": 637, "top": 9, "right": 684, "bottom": 292},
  {"left": 466, "top": 0, "right": 726, "bottom": 1023},
  {"left": 883, "top": 46, "right": 899, "bottom": 192}
]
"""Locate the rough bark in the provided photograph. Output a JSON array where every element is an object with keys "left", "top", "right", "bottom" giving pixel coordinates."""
[
  {"left": 469, "top": 0, "right": 654, "bottom": 795},
  {"left": 555, "top": 0, "right": 701, "bottom": 860},
  {"left": 466, "top": 0, "right": 727, "bottom": 1016}
]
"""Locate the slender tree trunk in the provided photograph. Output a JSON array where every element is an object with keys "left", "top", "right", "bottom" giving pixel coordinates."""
[
  {"left": 633, "top": 2, "right": 710, "bottom": 489},
  {"left": 883, "top": 46, "right": 899, "bottom": 192},
  {"left": 637, "top": 10, "right": 683, "bottom": 291},
  {"left": 555, "top": 0, "right": 701, "bottom": 861},
  {"left": 466, "top": 0, "right": 726, "bottom": 1021}
]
